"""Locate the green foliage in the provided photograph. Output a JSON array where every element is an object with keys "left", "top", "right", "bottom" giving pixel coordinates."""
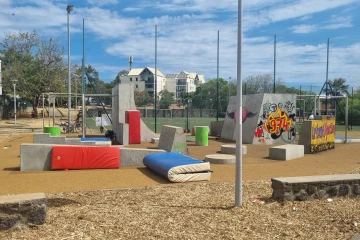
[
  {"left": 135, "top": 90, "right": 152, "bottom": 106},
  {"left": 0, "top": 30, "right": 67, "bottom": 113},
  {"left": 159, "top": 90, "right": 174, "bottom": 109},
  {"left": 328, "top": 78, "right": 349, "bottom": 96}
]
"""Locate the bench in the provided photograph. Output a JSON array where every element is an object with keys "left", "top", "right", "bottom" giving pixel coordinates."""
[
  {"left": 269, "top": 144, "right": 304, "bottom": 160},
  {"left": 272, "top": 174, "right": 360, "bottom": 201}
]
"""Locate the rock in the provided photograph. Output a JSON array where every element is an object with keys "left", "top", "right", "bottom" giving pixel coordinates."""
[
  {"left": 307, "top": 185, "right": 317, "bottom": 194},
  {"left": 295, "top": 190, "right": 309, "bottom": 201},
  {"left": 338, "top": 185, "right": 350, "bottom": 197},
  {"left": 327, "top": 186, "right": 339, "bottom": 197},
  {"left": 0, "top": 214, "right": 22, "bottom": 230},
  {"left": 28, "top": 204, "right": 47, "bottom": 225},
  {"left": 315, "top": 190, "right": 327, "bottom": 199},
  {"left": 352, "top": 184, "right": 360, "bottom": 195}
]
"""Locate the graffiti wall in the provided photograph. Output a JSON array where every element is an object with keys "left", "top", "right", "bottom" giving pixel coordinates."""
[
  {"left": 221, "top": 94, "right": 297, "bottom": 144},
  {"left": 253, "top": 94, "right": 297, "bottom": 144},
  {"left": 310, "top": 116, "right": 335, "bottom": 153}
]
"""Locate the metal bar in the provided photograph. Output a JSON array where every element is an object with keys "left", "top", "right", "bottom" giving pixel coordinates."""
[
  {"left": 82, "top": 18, "right": 86, "bottom": 138},
  {"left": 345, "top": 96, "right": 348, "bottom": 143},
  {"left": 154, "top": 25, "right": 157, "bottom": 133},
  {"left": 235, "top": 0, "right": 243, "bottom": 207},
  {"left": 42, "top": 93, "right": 45, "bottom": 129},
  {"left": 273, "top": 34, "right": 276, "bottom": 93},
  {"left": 325, "top": 38, "right": 329, "bottom": 115},
  {"left": 67, "top": 10, "right": 72, "bottom": 132},
  {"left": 217, "top": 30, "right": 220, "bottom": 121}
]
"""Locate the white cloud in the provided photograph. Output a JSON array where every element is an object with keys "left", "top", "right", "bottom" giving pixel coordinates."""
[
  {"left": 86, "top": 0, "right": 119, "bottom": 7},
  {"left": 291, "top": 24, "right": 317, "bottom": 34},
  {"left": 323, "top": 16, "right": 353, "bottom": 29}
]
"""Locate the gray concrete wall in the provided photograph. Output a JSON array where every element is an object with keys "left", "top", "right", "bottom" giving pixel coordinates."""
[
  {"left": 158, "top": 125, "right": 187, "bottom": 154},
  {"left": 120, "top": 148, "right": 166, "bottom": 167},
  {"left": 112, "top": 83, "right": 157, "bottom": 143},
  {"left": 21, "top": 144, "right": 54, "bottom": 171},
  {"left": 253, "top": 93, "right": 297, "bottom": 145},
  {"left": 210, "top": 121, "right": 224, "bottom": 137},
  {"left": 272, "top": 174, "right": 360, "bottom": 201},
  {"left": 33, "top": 133, "right": 110, "bottom": 146},
  {"left": 298, "top": 121, "right": 312, "bottom": 154}
]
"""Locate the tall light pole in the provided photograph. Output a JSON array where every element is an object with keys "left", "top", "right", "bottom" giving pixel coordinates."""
[
  {"left": 67, "top": 4, "right": 74, "bottom": 132},
  {"left": 235, "top": 0, "right": 243, "bottom": 206},
  {"left": 11, "top": 80, "right": 18, "bottom": 126}
]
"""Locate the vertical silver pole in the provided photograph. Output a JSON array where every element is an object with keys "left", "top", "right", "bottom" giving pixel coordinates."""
[
  {"left": 48, "top": 97, "right": 50, "bottom": 126},
  {"left": 235, "top": 0, "right": 243, "bottom": 206},
  {"left": 52, "top": 95, "right": 55, "bottom": 126},
  {"left": 42, "top": 93, "right": 45, "bottom": 129},
  {"left": 67, "top": 10, "right": 72, "bottom": 131},
  {"left": 314, "top": 95, "right": 317, "bottom": 115},
  {"left": 82, "top": 18, "right": 86, "bottom": 138},
  {"left": 13, "top": 83, "right": 16, "bottom": 125},
  {"left": 325, "top": 38, "right": 329, "bottom": 115},
  {"left": 216, "top": 30, "right": 219, "bottom": 121},
  {"left": 273, "top": 34, "right": 276, "bottom": 93},
  {"left": 345, "top": 96, "right": 348, "bottom": 143},
  {"left": 154, "top": 25, "right": 157, "bottom": 133}
]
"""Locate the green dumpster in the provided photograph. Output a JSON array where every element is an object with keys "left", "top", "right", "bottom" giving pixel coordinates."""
[{"left": 195, "top": 126, "right": 209, "bottom": 146}]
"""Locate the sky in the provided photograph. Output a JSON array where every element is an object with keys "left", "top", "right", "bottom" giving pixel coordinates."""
[{"left": 0, "top": 0, "right": 359, "bottom": 93}]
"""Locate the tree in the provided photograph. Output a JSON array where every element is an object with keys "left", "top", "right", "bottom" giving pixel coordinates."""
[
  {"left": 158, "top": 90, "right": 174, "bottom": 109},
  {"left": 329, "top": 78, "right": 349, "bottom": 96},
  {"left": 135, "top": 90, "right": 152, "bottom": 107},
  {"left": 0, "top": 30, "right": 67, "bottom": 115},
  {"left": 243, "top": 74, "right": 285, "bottom": 94}
]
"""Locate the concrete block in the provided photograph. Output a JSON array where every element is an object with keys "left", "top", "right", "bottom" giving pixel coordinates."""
[
  {"left": 205, "top": 154, "right": 235, "bottom": 164},
  {"left": 33, "top": 133, "right": 66, "bottom": 145},
  {"left": 0, "top": 193, "right": 47, "bottom": 229},
  {"left": 220, "top": 144, "right": 247, "bottom": 155},
  {"left": 20, "top": 144, "right": 54, "bottom": 171},
  {"left": 94, "top": 141, "right": 112, "bottom": 146},
  {"left": 151, "top": 137, "right": 159, "bottom": 144},
  {"left": 210, "top": 121, "right": 224, "bottom": 136},
  {"left": 119, "top": 123, "right": 129, "bottom": 146},
  {"left": 120, "top": 148, "right": 166, "bottom": 167},
  {"left": 65, "top": 138, "right": 82, "bottom": 145},
  {"left": 269, "top": 144, "right": 304, "bottom": 160},
  {"left": 158, "top": 125, "right": 187, "bottom": 154}
]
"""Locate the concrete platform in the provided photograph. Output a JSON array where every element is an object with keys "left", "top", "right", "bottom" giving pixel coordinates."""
[
  {"left": 205, "top": 154, "right": 235, "bottom": 164},
  {"left": 269, "top": 144, "right": 304, "bottom": 161},
  {"left": 221, "top": 144, "right": 247, "bottom": 155},
  {"left": 0, "top": 193, "right": 47, "bottom": 229}
]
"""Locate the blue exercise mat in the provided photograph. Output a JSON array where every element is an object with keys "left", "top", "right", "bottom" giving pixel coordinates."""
[
  {"left": 81, "top": 137, "right": 110, "bottom": 141},
  {"left": 143, "top": 152, "right": 211, "bottom": 183}
]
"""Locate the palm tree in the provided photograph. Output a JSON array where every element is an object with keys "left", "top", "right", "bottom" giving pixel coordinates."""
[{"left": 329, "top": 78, "right": 349, "bottom": 96}]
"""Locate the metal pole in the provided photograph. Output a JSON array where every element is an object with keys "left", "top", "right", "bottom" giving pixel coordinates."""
[
  {"left": 325, "top": 38, "right": 329, "bottom": 115},
  {"left": 186, "top": 82, "right": 189, "bottom": 132},
  {"left": 314, "top": 95, "right": 317, "bottom": 115},
  {"left": 273, "top": 34, "right": 276, "bottom": 93},
  {"left": 42, "top": 93, "right": 45, "bottom": 129},
  {"left": 82, "top": 18, "right": 86, "bottom": 138},
  {"left": 235, "top": 0, "right": 243, "bottom": 207},
  {"left": 52, "top": 95, "right": 55, "bottom": 126},
  {"left": 67, "top": 6, "right": 72, "bottom": 132},
  {"left": 13, "top": 83, "right": 16, "bottom": 125},
  {"left": 154, "top": 25, "right": 157, "bottom": 133},
  {"left": 345, "top": 96, "right": 348, "bottom": 143},
  {"left": 351, "top": 87, "right": 353, "bottom": 130},
  {"left": 216, "top": 30, "right": 220, "bottom": 121}
]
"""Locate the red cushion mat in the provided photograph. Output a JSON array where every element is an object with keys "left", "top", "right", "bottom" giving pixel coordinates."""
[
  {"left": 126, "top": 110, "right": 141, "bottom": 144},
  {"left": 52, "top": 146, "right": 120, "bottom": 170}
]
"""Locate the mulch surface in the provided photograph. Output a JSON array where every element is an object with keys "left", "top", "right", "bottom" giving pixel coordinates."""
[{"left": 1, "top": 132, "right": 360, "bottom": 239}]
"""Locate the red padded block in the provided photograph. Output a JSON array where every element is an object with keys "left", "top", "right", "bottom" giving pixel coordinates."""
[
  {"left": 51, "top": 146, "right": 120, "bottom": 170},
  {"left": 125, "top": 110, "right": 141, "bottom": 144}
]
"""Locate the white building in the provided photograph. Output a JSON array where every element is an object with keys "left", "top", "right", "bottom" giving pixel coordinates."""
[
  {"left": 165, "top": 71, "right": 205, "bottom": 98},
  {"left": 119, "top": 67, "right": 165, "bottom": 97}
]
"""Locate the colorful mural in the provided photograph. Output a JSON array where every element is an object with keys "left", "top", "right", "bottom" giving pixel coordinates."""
[
  {"left": 310, "top": 116, "right": 335, "bottom": 153},
  {"left": 254, "top": 101, "right": 296, "bottom": 144},
  {"left": 226, "top": 108, "right": 257, "bottom": 123}
]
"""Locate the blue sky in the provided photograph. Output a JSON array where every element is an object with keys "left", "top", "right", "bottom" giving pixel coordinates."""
[{"left": 0, "top": 0, "right": 359, "bottom": 93}]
